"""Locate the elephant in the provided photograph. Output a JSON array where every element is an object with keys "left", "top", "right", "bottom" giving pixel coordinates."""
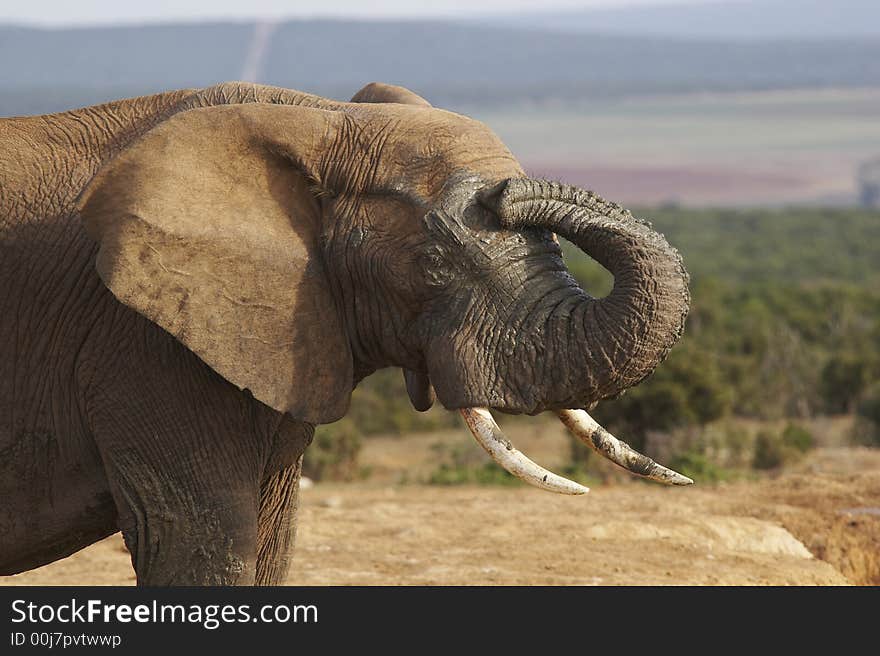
[{"left": 0, "top": 81, "right": 690, "bottom": 585}]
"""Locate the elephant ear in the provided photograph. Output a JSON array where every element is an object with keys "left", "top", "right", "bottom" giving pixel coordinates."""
[
  {"left": 77, "top": 103, "right": 353, "bottom": 424},
  {"left": 350, "top": 82, "right": 431, "bottom": 107}
]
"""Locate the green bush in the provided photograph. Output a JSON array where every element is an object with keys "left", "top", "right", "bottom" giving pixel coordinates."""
[
  {"left": 821, "top": 355, "right": 870, "bottom": 414},
  {"left": 427, "top": 441, "right": 524, "bottom": 486},
  {"left": 852, "top": 417, "right": 880, "bottom": 447},
  {"left": 428, "top": 462, "right": 520, "bottom": 486},
  {"left": 781, "top": 423, "right": 814, "bottom": 453},
  {"left": 569, "top": 434, "right": 593, "bottom": 467},
  {"left": 304, "top": 418, "right": 362, "bottom": 482},
  {"left": 751, "top": 424, "right": 814, "bottom": 471},
  {"left": 699, "top": 420, "right": 752, "bottom": 467},
  {"left": 347, "top": 368, "right": 460, "bottom": 436},
  {"left": 668, "top": 451, "right": 732, "bottom": 483},
  {"left": 591, "top": 343, "right": 733, "bottom": 451},
  {"left": 859, "top": 396, "right": 880, "bottom": 426},
  {"left": 853, "top": 386, "right": 880, "bottom": 446},
  {"left": 752, "top": 431, "right": 785, "bottom": 470},
  {"left": 563, "top": 438, "right": 612, "bottom": 486}
]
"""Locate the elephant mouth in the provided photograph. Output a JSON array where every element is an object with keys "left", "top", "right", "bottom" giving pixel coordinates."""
[{"left": 404, "top": 369, "right": 693, "bottom": 495}]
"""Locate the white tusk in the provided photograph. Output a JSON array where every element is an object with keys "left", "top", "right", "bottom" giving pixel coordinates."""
[
  {"left": 460, "top": 407, "right": 589, "bottom": 495},
  {"left": 558, "top": 409, "right": 693, "bottom": 486}
]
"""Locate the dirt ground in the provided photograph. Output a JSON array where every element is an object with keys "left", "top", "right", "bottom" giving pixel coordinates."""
[{"left": 4, "top": 444, "right": 878, "bottom": 586}]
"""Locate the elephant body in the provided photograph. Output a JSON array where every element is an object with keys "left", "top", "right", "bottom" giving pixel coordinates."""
[
  {"left": 0, "top": 82, "right": 689, "bottom": 585},
  {"left": 0, "top": 85, "right": 318, "bottom": 584}
]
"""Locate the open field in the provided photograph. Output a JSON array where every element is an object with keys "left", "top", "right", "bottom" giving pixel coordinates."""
[
  {"left": 5, "top": 426, "right": 878, "bottom": 586},
  {"left": 472, "top": 89, "right": 880, "bottom": 206}
]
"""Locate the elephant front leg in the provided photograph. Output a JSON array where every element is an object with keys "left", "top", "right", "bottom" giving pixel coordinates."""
[
  {"left": 111, "top": 469, "right": 260, "bottom": 586},
  {"left": 255, "top": 458, "right": 303, "bottom": 585}
]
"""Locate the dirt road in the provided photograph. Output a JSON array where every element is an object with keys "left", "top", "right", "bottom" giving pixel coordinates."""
[{"left": 5, "top": 447, "right": 877, "bottom": 586}]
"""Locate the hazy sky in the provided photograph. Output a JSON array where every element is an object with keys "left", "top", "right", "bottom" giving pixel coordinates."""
[{"left": 1, "top": 0, "right": 715, "bottom": 26}]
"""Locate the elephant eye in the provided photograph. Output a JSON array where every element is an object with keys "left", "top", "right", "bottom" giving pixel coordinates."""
[{"left": 420, "top": 246, "right": 452, "bottom": 288}]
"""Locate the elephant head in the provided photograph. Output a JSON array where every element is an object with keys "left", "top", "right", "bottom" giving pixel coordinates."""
[{"left": 76, "top": 82, "right": 691, "bottom": 494}]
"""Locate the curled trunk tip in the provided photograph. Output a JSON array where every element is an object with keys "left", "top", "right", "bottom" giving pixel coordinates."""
[{"left": 482, "top": 177, "right": 690, "bottom": 405}]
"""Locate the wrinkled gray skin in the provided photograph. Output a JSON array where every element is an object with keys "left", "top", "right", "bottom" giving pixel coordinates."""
[{"left": 0, "top": 82, "right": 688, "bottom": 585}]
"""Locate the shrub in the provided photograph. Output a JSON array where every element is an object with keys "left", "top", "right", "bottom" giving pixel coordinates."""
[
  {"left": 591, "top": 344, "right": 733, "bottom": 451},
  {"left": 347, "top": 368, "right": 460, "bottom": 436},
  {"left": 821, "top": 355, "right": 869, "bottom": 414},
  {"left": 853, "top": 386, "right": 880, "bottom": 446},
  {"left": 852, "top": 416, "right": 880, "bottom": 447},
  {"left": 668, "top": 450, "right": 732, "bottom": 483},
  {"left": 569, "top": 434, "right": 592, "bottom": 468},
  {"left": 698, "top": 420, "right": 752, "bottom": 468},
  {"left": 752, "top": 431, "right": 785, "bottom": 470},
  {"left": 781, "top": 423, "right": 814, "bottom": 453},
  {"left": 751, "top": 423, "right": 816, "bottom": 471},
  {"left": 427, "top": 441, "right": 523, "bottom": 486},
  {"left": 428, "top": 462, "right": 520, "bottom": 486},
  {"left": 303, "top": 418, "right": 362, "bottom": 481}
]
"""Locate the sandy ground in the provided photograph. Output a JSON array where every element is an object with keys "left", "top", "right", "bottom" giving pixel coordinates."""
[{"left": 4, "top": 444, "right": 878, "bottom": 586}]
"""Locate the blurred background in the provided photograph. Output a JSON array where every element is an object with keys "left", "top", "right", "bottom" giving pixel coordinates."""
[{"left": 3, "top": 0, "right": 879, "bottom": 585}]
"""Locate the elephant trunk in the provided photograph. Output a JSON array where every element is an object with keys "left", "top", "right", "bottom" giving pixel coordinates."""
[
  {"left": 481, "top": 178, "right": 690, "bottom": 405},
  {"left": 458, "top": 178, "right": 692, "bottom": 495}
]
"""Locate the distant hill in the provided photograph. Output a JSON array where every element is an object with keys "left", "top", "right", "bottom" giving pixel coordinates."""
[
  {"left": 489, "top": 0, "right": 880, "bottom": 40},
  {"left": 2, "top": 19, "right": 879, "bottom": 116},
  {"left": 0, "top": 22, "right": 253, "bottom": 115}
]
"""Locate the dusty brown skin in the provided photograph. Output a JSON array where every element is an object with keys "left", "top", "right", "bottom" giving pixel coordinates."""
[{"left": 0, "top": 81, "right": 688, "bottom": 584}]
